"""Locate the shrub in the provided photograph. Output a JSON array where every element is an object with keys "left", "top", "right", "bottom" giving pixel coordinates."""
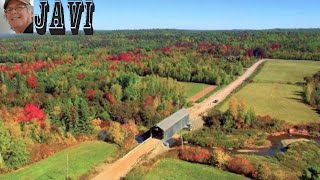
[
  {"left": 179, "top": 146, "right": 211, "bottom": 164},
  {"left": 122, "top": 137, "right": 138, "bottom": 151},
  {"left": 226, "top": 156, "right": 258, "bottom": 179},
  {"left": 76, "top": 134, "right": 89, "bottom": 142},
  {"left": 3, "top": 139, "right": 29, "bottom": 169},
  {"left": 301, "top": 165, "right": 320, "bottom": 180},
  {"left": 0, "top": 121, "right": 29, "bottom": 170},
  {"left": 126, "top": 168, "right": 146, "bottom": 180},
  {"left": 21, "top": 121, "right": 50, "bottom": 144},
  {"left": 253, "top": 115, "right": 285, "bottom": 132},
  {"left": 256, "top": 163, "right": 276, "bottom": 180},
  {"left": 183, "top": 128, "right": 257, "bottom": 149},
  {"left": 203, "top": 109, "right": 222, "bottom": 127},
  {"left": 32, "top": 144, "right": 55, "bottom": 162},
  {"left": 212, "top": 148, "right": 231, "bottom": 168},
  {"left": 100, "top": 121, "right": 125, "bottom": 146},
  {"left": 64, "top": 132, "right": 78, "bottom": 145},
  {"left": 91, "top": 118, "right": 104, "bottom": 131}
]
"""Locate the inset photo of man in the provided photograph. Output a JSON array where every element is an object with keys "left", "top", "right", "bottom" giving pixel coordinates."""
[{"left": 1, "top": 0, "right": 33, "bottom": 34}]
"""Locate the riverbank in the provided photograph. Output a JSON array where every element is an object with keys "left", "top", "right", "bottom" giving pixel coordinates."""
[
  {"left": 270, "top": 127, "right": 318, "bottom": 137},
  {"left": 244, "top": 124, "right": 320, "bottom": 150},
  {"left": 234, "top": 134, "right": 320, "bottom": 156},
  {"left": 281, "top": 138, "right": 310, "bottom": 147}
]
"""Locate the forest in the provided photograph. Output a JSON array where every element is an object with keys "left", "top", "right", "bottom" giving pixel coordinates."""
[{"left": 0, "top": 29, "right": 320, "bottom": 175}]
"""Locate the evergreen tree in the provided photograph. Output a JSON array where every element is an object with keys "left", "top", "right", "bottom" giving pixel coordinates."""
[
  {"left": 74, "top": 98, "right": 93, "bottom": 135},
  {"left": 62, "top": 98, "right": 73, "bottom": 134}
]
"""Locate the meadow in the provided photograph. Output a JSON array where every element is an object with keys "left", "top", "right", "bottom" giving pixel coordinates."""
[
  {"left": 0, "top": 141, "right": 117, "bottom": 180},
  {"left": 126, "top": 158, "right": 247, "bottom": 180},
  {"left": 180, "top": 82, "right": 210, "bottom": 98},
  {"left": 219, "top": 60, "right": 320, "bottom": 124}
]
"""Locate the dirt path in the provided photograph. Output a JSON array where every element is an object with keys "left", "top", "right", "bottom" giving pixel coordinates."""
[
  {"left": 92, "top": 138, "right": 161, "bottom": 180},
  {"left": 188, "top": 59, "right": 270, "bottom": 130},
  {"left": 188, "top": 85, "right": 216, "bottom": 102}
]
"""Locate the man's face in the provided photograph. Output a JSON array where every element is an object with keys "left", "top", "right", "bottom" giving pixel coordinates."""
[{"left": 5, "top": 0, "right": 32, "bottom": 33}]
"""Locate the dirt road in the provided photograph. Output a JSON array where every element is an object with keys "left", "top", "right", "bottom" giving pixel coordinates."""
[
  {"left": 188, "top": 59, "right": 269, "bottom": 129},
  {"left": 92, "top": 138, "right": 161, "bottom": 180}
]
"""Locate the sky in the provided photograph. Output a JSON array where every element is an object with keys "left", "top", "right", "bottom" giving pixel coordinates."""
[{"left": 32, "top": 0, "right": 320, "bottom": 30}]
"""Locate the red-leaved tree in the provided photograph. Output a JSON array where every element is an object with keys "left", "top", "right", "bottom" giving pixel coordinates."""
[
  {"left": 27, "top": 75, "right": 38, "bottom": 89},
  {"left": 271, "top": 43, "right": 281, "bottom": 50},
  {"left": 86, "top": 89, "right": 95, "bottom": 100},
  {"left": 21, "top": 103, "right": 46, "bottom": 123},
  {"left": 104, "top": 92, "right": 116, "bottom": 104},
  {"left": 76, "top": 73, "right": 85, "bottom": 80}
]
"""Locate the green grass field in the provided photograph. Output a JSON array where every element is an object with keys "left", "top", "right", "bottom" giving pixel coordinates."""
[
  {"left": 253, "top": 60, "right": 320, "bottom": 84},
  {"left": 0, "top": 141, "right": 118, "bottom": 180},
  {"left": 180, "top": 82, "right": 210, "bottom": 98},
  {"left": 219, "top": 60, "right": 320, "bottom": 124},
  {"left": 126, "top": 158, "right": 247, "bottom": 180}
]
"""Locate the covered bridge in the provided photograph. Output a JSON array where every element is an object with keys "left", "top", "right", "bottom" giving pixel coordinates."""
[{"left": 151, "top": 108, "right": 190, "bottom": 142}]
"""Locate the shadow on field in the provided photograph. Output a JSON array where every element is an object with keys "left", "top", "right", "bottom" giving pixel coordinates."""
[
  {"left": 290, "top": 91, "right": 320, "bottom": 116},
  {"left": 287, "top": 91, "right": 304, "bottom": 103},
  {"left": 295, "top": 82, "right": 305, "bottom": 86}
]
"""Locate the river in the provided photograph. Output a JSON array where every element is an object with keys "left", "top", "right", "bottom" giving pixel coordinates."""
[{"left": 233, "top": 134, "right": 320, "bottom": 156}]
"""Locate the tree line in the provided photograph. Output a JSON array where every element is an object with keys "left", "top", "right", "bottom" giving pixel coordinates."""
[{"left": 304, "top": 71, "right": 320, "bottom": 111}]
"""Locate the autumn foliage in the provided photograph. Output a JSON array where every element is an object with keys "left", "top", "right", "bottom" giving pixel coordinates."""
[
  {"left": 86, "top": 89, "right": 95, "bottom": 100},
  {"left": 212, "top": 148, "right": 231, "bottom": 168},
  {"left": 21, "top": 103, "right": 46, "bottom": 123},
  {"left": 271, "top": 43, "right": 281, "bottom": 50},
  {"left": 0, "top": 107, "right": 24, "bottom": 123},
  {"left": 103, "top": 92, "right": 116, "bottom": 104},
  {"left": 76, "top": 73, "right": 85, "bottom": 80},
  {"left": 0, "top": 59, "right": 67, "bottom": 76},
  {"left": 27, "top": 75, "right": 38, "bottom": 89},
  {"left": 32, "top": 144, "right": 55, "bottom": 162},
  {"left": 143, "top": 95, "right": 154, "bottom": 107},
  {"left": 107, "top": 52, "right": 138, "bottom": 62},
  {"left": 226, "top": 156, "right": 258, "bottom": 179},
  {"left": 179, "top": 146, "right": 211, "bottom": 164}
]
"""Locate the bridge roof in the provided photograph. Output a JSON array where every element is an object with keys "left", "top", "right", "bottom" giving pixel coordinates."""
[{"left": 155, "top": 108, "right": 189, "bottom": 131}]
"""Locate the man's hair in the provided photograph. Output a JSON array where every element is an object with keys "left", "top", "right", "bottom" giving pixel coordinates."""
[
  {"left": 3, "top": 5, "right": 34, "bottom": 21},
  {"left": 26, "top": 4, "right": 33, "bottom": 14}
]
